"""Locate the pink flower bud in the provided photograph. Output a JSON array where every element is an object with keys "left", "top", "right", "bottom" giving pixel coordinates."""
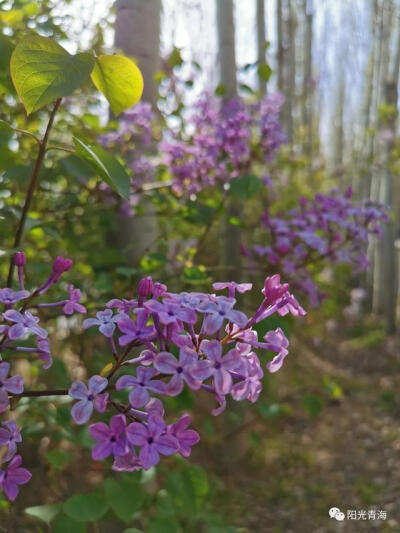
[
  {"left": 138, "top": 276, "right": 153, "bottom": 298},
  {"left": 52, "top": 256, "right": 73, "bottom": 280},
  {"left": 13, "top": 252, "right": 26, "bottom": 267}
]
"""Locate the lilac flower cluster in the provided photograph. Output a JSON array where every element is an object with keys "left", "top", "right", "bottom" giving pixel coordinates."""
[
  {"left": 99, "top": 93, "right": 285, "bottom": 201},
  {"left": 0, "top": 252, "right": 304, "bottom": 500},
  {"left": 67, "top": 274, "right": 304, "bottom": 473},
  {"left": 0, "top": 253, "right": 86, "bottom": 500},
  {"left": 162, "top": 92, "right": 286, "bottom": 195},
  {"left": 244, "top": 188, "right": 388, "bottom": 305}
]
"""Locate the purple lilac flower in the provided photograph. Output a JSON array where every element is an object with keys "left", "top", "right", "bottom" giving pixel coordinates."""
[
  {"left": 69, "top": 376, "right": 109, "bottom": 424},
  {"left": 36, "top": 337, "right": 52, "bottom": 369},
  {"left": 198, "top": 297, "right": 247, "bottom": 335},
  {"left": 0, "top": 455, "right": 31, "bottom": 501},
  {"left": 83, "top": 309, "right": 121, "bottom": 338},
  {"left": 144, "top": 299, "right": 197, "bottom": 326},
  {"left": 167, "top": 414, "right": 200, "bottom": 458},
  {"left": 0, "top": 289, "right": 29, "bottom": 306},
  {"left": 116, "top": 367, "right": 165, "bottom": 407},
  {"left": 262, "top": 328, "right": 290, "bottom": 373},
  {"left": 126, "top": 415, "right": 179, "bottom": 469},
  {"left": 51, "top": 256, "right": 73, "bottom": 282},
  {"left": 63, "top": 285, "right": 86, "bottom": 315},
  {"left": 117, "top": 309, "right": 156, "bottom": 346},
  {"left": 112, "top": 448, "right": 142, "bottom": 472},
  {"left": 13, "top": 252, "right": 26, "bottom": 267},
  {"left": 231, "top": 353, "right": 263, "bottom": 402},
  {"left": 89, "top": 414, "right": 129, "bottom": 460},
  {"left": 154, "top": 348, "right": 200, "bottom": 395},
  {"left": 137, "top": 276, "right": 153, "bottom": 299},
  {"left": 106, "top": 298, "right": 138, "bottom": 313},
  {"left": 192, "top": 340, "right": 241, "bottom": 395},
  {"left": 212, "top": 282, "right": 252, "bottom": 299},
  {"left": 262, "top": 275, "right": 289, "bottom": 305},
  {"left": 0, "top": 421, "right": 22, "bottom": 462},
  {"left": 0, "top": 362, "right": 23, "bottom": 412},
  {"left": 3, "top": 310, "right": 47, "bottom": 340}
]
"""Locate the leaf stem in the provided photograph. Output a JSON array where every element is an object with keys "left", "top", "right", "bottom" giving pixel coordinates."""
[{"left": 7, "top": 98, "right": 62, "bottom": 287}]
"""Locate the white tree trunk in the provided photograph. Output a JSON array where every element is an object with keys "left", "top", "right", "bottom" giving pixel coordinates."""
[
  {"left": 114, "top": 0, "right": 161, "bottom": 263},
  {"left": 257, "top": 0, "right": 267, "bottom": 95},
  {"left": 216, "top": 0, "right": 241, "bottom": 279}
]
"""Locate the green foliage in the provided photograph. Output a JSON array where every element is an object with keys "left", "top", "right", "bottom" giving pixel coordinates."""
[
  {"left": 257, "top": 62, "right": 273, "bottom": 82},
  {"left": 302, "top": 395, "right": 324, "bottom": 417},
  {"left": 25, "top": 504, "right": 61, "bottom": 525},
  {"left": 10, "top": 35, "right": 95, "bottom": 114},
  {"left": 105, "top": 477, "right": 146, "bottom": 522},
  {"left": 63, "top": 491, "right": 108, "bottom": 522},
  {"left": 229, "top": 174, "right": 263, "bottom": 199},
  {"left": 91, "top": 55, "right": 143, "bottom": 115},
  {"left": 74, "top": 137, "right": 131, "bottom": 199}
]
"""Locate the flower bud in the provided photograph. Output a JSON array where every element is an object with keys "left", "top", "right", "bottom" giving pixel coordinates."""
[
  {"left": 137, "top": 276, "right": 153, "bottom": 299},
  {"left": 13, "top": 251, "right": 26, "bottom": 267},
  {"left": 52, "top": 256, "right": 73, "bottom": 281}
]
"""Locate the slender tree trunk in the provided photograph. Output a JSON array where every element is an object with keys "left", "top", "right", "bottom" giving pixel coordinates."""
[
  {"left": 257, "top": 0, "right": 267, "bottom": 95},
  {"left": 285, "top": 0, "right": 295, "bottom": 144},
  {"left": 115, "top": 0, "right": 161, "bottom": 106},
  {"left": 217, "top": 0, "right": 237, "bottom": 98},
  {"left": 216, "top": 0, "right": 241, "bottom": 280},
  {"left": 277, "top": 0, "right": 284, "bottom": 92},
  {"left": 302, "top": 0, "right": 313, "bottom": 155},
  {"left": 333, "top": 76, "right": 345, "bottom": 173},
  {"left": 373, "top": 0, "right": 395, "bottom": 315},
  {"left": 114, "top": 0, "right": 161, "bottom": 263}
]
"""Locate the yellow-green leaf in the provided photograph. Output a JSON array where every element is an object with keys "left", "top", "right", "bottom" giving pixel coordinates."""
[
  {"left": 91, "top": 54, "right": 143, "bottom": 115},
  {"left": 10, "top": 35, "right": 94, "bottom": 115}
]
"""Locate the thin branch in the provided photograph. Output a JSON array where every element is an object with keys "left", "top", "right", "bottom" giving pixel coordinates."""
[{"left": 7, "top": 98, "right": 62, "bottom": 287}]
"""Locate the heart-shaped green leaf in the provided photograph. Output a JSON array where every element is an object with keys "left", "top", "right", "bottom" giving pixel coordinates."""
[
  {"left": 10, "top": 35, "right": 94, "bottom": 114},
  {"left": 73, "top": 137, "right": 131, "bottom": 200},
  {"left": 91, "top": 54, "right": 143, "bottom": 115}
]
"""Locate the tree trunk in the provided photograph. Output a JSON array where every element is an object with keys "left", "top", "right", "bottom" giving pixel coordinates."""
[
  {"left": 372, "top": 0, "right": 395, "bottom": 315},
  {"left": 257, "top": 0, "right": 267, "bottom": 95},
  {"left": 302, "top": 0, "right": 313, "bottom": 155},
  {"left": 285, "top": 0, "right": 295, "bottom": 144},
  {"left": 217, "top": 0, "right": 237, "bottom": 98},
  {"left": 277, "top": 0, "right": 284, "bottom": 92},
  {"left": 216, "top": 0, "right": 241, "bottom": 280},
  {"left": 114, "top": 0, "right": 161, "bottom": 263}
]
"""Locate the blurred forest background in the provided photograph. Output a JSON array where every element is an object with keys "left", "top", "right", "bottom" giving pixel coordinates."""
[{"left": 1, "top": 0, "right": 400, "bottom": 532}]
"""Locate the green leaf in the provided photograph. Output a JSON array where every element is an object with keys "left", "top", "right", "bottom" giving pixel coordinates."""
[
  {"left": 229, "top": 174, "right": 263, "bottom": 199},
  {"left": 25, "top": 504, "right": 61, "bottom": 525},
  {"left": 63, "top": 492, "right": 108, "bottom": 522},
  {"left": 91, "top": 54, "right": 143, "bottom": 115},
  {"left": 53, "top": 514, "right": 87, "bottom": 533},
  {"left": 257, "top": 62, "right": 273, "bottom": 82},
  {"left": 10, "top": 34, "right": 94, "bottom": 114},
  {"left": 302, "top": 395, "right": 324, "bottom": 417},
  {"left": 0, "top": 120, "right": 12, "bottom": 132},
  {"left": 45, "top": 449, "right": 73, "bottom": 470},
  {"left": 105, "top": 478, "right": 145, "bottom": 522},
  {"left": 183, "top": 266, "right": 208, "bottom": 285},
  {"left": 74, "top": 137, "right": 130, "bottom": 200}
]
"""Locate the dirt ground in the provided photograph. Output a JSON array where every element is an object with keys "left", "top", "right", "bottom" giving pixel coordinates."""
[{"left": 200, "top": 319, "right": 400, "bottom": 533}]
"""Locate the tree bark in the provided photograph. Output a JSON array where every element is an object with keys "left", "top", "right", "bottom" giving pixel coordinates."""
[
  {"left": 302, "top": 0, "right": 313, "bottom": 155},
  {"left": 257, "top": 0, "right": 267, "bottom": 95},
  {"left": 216, "top": 0, "right": 241, "bottom": 280},
  {"left": 114, "top": 0, "right": 161, "bottom": 263}
]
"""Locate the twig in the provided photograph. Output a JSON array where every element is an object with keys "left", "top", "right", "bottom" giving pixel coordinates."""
[{"left": 7, "top": 98, "right": 62, "bottom": 287}]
